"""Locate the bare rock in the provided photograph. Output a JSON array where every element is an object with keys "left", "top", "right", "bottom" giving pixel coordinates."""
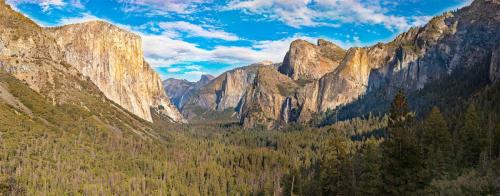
[
  {"left": 46, "top": 21, "right": 184, "bottom": 122},
  {"left": 278, "top": 39, "right": 346, "bottom": 80}
]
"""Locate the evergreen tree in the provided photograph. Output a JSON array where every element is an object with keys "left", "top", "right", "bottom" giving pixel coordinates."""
[
  {"left": 460, "top": 103, "right": 482, "bottom": 167},
  {"left": 320, "top": 133, "right": 355, "bottom": 195},
  {"left": 381, "top": 90, "right": 423, "bottom": 195},
  {"left": 358, "top": 138, "right": 382, "bottom": 196},
  {"left": 419, "top": 107, "right": 453, "bottom": 181},
  {"left": 495, "top": 122, "right": 500, "bottom": 158},
  {"left": 262, "top": 177, "right": 274, "bottom": 196}
]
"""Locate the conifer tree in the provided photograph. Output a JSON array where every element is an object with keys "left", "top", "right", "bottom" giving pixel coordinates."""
[
  {"left": 358, "top": 138, "right": 382, "bottom": 196},
  {"left": 381, "top": 90, "right": 423, "bottom": 195},
  {"left": 320, "top": 133, "right": 355, "bottom": 195},
  {"left": 460, "top": 103, "right": 482, "bottom": 167},
  {"left": 419, "top": 107, "right": 453, "bottom": 180}
]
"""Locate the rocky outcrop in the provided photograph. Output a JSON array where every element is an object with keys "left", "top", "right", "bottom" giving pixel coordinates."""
[
  {"left": 239, "top": 66, "right": 300, "bottom": 129},
  {"left": 238, "top": 0, "right": 500, "bottom": 128},
  {"left": 0, "top": 1, "right": 162, "bottom": 136},
  {"left": 0, "top": 1, "right": 72, "bottom": 95},
  {"left": 181, "top": 62, "right": 276, "bottom": 119},
  {"left": 46, "top": 21, "right": 184, "bottom": 123},
  {"left": 278, "top": 39, "right": 346, "bottom": 80},
  {"left": 163, "top": 74, "right": 214, "bottom": 108},
  {"left": 0, "top": 0, "right": 184, "bottom": 123}
]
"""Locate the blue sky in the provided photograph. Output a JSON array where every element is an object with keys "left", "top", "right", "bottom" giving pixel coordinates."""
[{"left": 7, "top": 0, "right": 470, "bottom": 81}]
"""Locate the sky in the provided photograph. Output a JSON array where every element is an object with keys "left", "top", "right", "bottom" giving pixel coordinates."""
[{"left": 7, "top": 0, "right": 471, "bottom": 82}]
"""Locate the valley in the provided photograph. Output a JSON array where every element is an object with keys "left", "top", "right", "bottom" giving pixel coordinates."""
[{"left": 1, "top": 0, "right": 500, "bottom": 195}]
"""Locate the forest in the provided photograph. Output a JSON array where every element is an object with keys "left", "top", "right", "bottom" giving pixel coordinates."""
[{"left": 1, "top": 69, "right": 499, "bottom": 195}]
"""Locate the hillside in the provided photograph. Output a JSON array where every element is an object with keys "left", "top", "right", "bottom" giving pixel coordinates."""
[
  {"left": 0, "top": 0, "right": 183, "bottom": 124},
  {"left": 164, "top": 0, "right": 500, "bottom": 128},
  {"left": 163, "top": 74, "right": 214, "bottom": 108},
  {"left": 1, "top": 0, "right": 500, "bottom": 195},
  {"left": 180, "top": 62, "right": 275, "bottom": 120}
]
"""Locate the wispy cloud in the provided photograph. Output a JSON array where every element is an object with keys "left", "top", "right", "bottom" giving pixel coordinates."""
[
  {"left": 226, "top": 0, "right": 431, "bottom": 31},
  {"left": 141, "top": 32, "right": 318, "bottom": 68},
  {"left": 7, "top": 0, "right": 66, "bottom": 12},
  {"left": 116, "top": 0, "right": 210, "bottom": 14},
  {"left": 57, "top": 12, "right": 101, "bottom": 25},
  {"left": 158, "top": 21, "right": 239, "bottom": 41},
  {"left": 140, "top": 30, "right": 367, "bottom": 70},
  {"left": 167, "top": 67, "right": 182, "bottom": 73}
]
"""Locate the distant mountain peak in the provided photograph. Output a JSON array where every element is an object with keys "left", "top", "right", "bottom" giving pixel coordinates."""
[
  {"left": 199, "top": 74, "right": 215, "bottom": 82},
  {"left": 278, "top": 38, "right": 346, "bottom": 80}
]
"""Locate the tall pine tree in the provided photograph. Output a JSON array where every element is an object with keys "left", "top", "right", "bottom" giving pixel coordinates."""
[
  {"left": 358, "top": 138, "right": 382, "bottom": 196},
  {"left": 460, "top": 103, "right": 482, "bottom": 167},
  {"left": 419, "top": 107, "right": 453, "bottom": 181},
  {"left": 381, "top": 90, "right": 423, "bottom": 195},
  {"left": 320, "top": 132, "right": 355, "bottom": 195}
]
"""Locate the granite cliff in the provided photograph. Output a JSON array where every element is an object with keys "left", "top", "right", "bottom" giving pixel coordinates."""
[
  {"left": 46, "top": 21, "right": 184, "bottom": 123},
  {"left": 163, "top": 74, "right": 214, "bottom": 109},
  {"left": 0, "top": 0, "right": 161, "bottom": 137},
  {"left": 239, "top": 0, "right": 500, "bottom": 128},
  {"left": 180, "top": 61, "right": 278, "bottom": 119},
  {"left": 163, "top": 0, "right": 499, "bottom": 128},
  {"left": 278, "top": 39, "right": 346, "bottom": 80},
  {"left": 239, "top": 66, "right": 300, "bottom": 129},
  {"left": 0, "top": 1, "right": 184, "bottom": 123}
]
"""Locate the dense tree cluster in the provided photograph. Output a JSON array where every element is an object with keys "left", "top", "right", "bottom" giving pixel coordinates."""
[
  {"left": 282, "top": 85, "right": 500, "bottom": 195},
  {"left": 1, "top": 69, "right": 500, "bottom": 195}
]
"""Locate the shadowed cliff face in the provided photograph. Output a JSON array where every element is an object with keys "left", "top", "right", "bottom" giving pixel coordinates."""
[
  {"left": 237, "top": 0, "right": 500, "bottom": 128},
  {"left": 147, "top": 0, "right": 498, "bottom": 128},
  {"left": 163, "top": 74, "right": 214, "bottom": 109},
  {"left": 239, "top": 66, "right": 300, "bottom": 129},
  {"left": 0, "top": 1, "right": 184, "bottom": 123},
  {"left": 45, "top": 21, "right": 184, "bottom": 123},
  {"left": 180, "top": 62, "right": 279, "bottom": 119}
]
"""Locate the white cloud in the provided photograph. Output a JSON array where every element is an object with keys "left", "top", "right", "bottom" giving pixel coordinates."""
[
  {"left": 185, "top": 65, "right": 202, "bottom": 70},
  {"left": 141, "top": 31, "right": 355, "bottom": 69},
  {"left": 7, "top": 0, "right": 66, "bottom": 11},
  {"left": 117, "top": 0, "right": 209, "bottom": 14},
  {"left": 158, "top": 21, "right": 239, "bottom": 41},
  {"left": 167, "top": 68, "right": 182, "bottom": 73},
  {"left": 226, "top": 0, "right": 431, "bottom": 31},
  {"left": 226, "top": 0, "right": 320, "bottom": 28},
  {"left": 185, "top": 71, "right": 205, "bottom": 76},
  {"left": 56, "top": 13, "right": 102, "bottom": 25},
  {"left": 141, "top": 33, "right": 210, "bottom": 66}
]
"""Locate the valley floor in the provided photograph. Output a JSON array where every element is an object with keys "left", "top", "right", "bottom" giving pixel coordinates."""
[{"left": 1, "top": 72, "right": 500, "bottom": 195}]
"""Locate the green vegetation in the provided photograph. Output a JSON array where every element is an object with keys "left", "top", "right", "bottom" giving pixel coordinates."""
[
  {"left": 280, "top": 84, "right": 500, "bottom": 195},
  {"left": 1, "top": 68, "right": 500, "bottom": 195},
  {"left": 0, "top": 74, "right": 386, "bottom": 195}
]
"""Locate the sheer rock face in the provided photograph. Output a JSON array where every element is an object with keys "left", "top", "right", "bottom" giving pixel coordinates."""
[
  {"left": 239, "top": 66, "right": 300, "bottom": 129},
  {"left": 0, "top": 1, "right": 184, "bottom": 123},
  {"left": 46, "top": 21, "right": 184, "bottom": 123},
  {"left": 0, "top": 1, "right": 72, "bottom": 96},
  {"left": 181, "top": 64, "right": 264, "bottom": 119},
  {"left": 163, "top": 74, "right": 214, "bottom": 109},
  {"left": 239, "top": 0, "right": 500, "bottom": 128},
  {"left": 278, "top": 39, "right": 346, "bottom": 80},
  {"left": 0, "top": 1, "right": 164, "bottom": 139}
]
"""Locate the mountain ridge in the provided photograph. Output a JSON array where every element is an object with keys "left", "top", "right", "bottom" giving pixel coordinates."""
[
  {"left": 163, "top": 74, "right": 215, "bottom": 108},
  {"left": 164, "top": 0, "right": 500, "bottom": 128},
  {"left": 45, "top": 20, "right": 185, "bottom": 123},
  {"left": 245, "top": 0, "right": 500, "bottom": 128}
]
